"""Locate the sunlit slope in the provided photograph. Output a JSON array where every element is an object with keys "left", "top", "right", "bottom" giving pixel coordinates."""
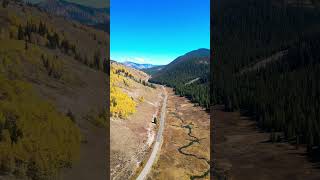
[
  {"left": 110, "top": 61, "right": 154, "bottom": 118},
  {"left": 110, "top": 64, "right": 137, "bottom": 118}
]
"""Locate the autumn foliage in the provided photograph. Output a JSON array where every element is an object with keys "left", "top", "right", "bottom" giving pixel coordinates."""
[
  {"left": 0, "top": 75, "right": 81, "bottom": 179},
  {"left": 110, "top": 64, "right": 137, "bottom": 118}
]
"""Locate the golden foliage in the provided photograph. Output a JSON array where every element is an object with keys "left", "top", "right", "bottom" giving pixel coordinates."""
[
  {"left": 110, "top": 86, "right": 136, "bottom": 118},
  {"left": 0, "top": 75, "right": 81, "bottom": 179},
  {"left": 110, "top": 64, "right": 137, "bottom": 118},
  {"left": 41, "top": 54, "right": 64, "bottom": 79}
]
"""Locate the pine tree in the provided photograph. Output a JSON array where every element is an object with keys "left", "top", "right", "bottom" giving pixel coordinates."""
[
  {"left": 18, "top": 25, "right": 24, "bottom": 40},
  {"left": 2, "top": 0, "right": 9, "bottom": 8},
  {"left": 94, "top": 50, "right": 101, "bottom": 70},
  {"left": 25, "top": 39, "right": 28, "bottom": 50}
]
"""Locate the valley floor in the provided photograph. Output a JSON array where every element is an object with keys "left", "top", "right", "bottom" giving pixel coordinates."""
[
  {"left": 147, "top": 88, "right": 210, "bottom": 180},
  {"left": 213, "top": 105, "right": 320, "bottom": 180}
]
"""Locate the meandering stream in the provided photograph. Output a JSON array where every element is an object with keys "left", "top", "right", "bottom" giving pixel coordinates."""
[{"left": 171, "top": 106, "right": 210, "bottom": 180}]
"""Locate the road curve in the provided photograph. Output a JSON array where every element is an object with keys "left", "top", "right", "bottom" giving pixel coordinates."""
[{"left": 136, "top": 86, "right": 167, "bottom": 180}]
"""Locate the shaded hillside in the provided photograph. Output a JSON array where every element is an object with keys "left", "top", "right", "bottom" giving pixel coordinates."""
[
  {"left": 211, "top": 0, "right": 320, "bottom": 169},
  {"left": 36, "top": 0, "right": 109, "bottom": 31},
  {"left": 0, "top": 1, "right": 108, "bottom": 179},
  {"left": 150, "top": 48, "right": 210, "bottom": 109}
]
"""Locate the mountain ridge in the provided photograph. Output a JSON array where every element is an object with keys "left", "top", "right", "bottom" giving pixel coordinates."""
[
  {"left": 149, "top": 48, "right": 210, "bottom": 108},
  {"left": 152, "top": 48, "right": 210, "bottom": 80}
]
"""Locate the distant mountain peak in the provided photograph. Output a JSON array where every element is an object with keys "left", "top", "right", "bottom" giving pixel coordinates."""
[{"left": 184, "top": 48, "right": 210, "bottom": 56}]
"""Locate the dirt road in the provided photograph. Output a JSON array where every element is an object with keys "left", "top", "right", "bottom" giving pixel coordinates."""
[{"left": 137, "top": 86, "right": 167, "bottom": 180}]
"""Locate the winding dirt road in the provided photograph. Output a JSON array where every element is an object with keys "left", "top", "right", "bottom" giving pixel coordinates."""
[{"left": 136, "top": 86, "right": 167, "bottom": 180}]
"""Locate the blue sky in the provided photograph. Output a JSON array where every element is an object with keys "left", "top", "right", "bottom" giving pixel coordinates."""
[{"left": 111, "top": 0, "right": 210, "bottom": 65}]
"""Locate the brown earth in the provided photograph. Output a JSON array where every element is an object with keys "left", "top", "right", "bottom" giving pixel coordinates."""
[
  {"left": 213, "top": 105, "right": 320, "bottom": 180},
  {"left": 147, "top": 88, "right": 210, "bottom": 180}
]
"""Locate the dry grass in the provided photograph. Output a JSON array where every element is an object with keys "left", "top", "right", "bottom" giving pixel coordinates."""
[{"left": 147, "top": 88, "right": 210, "bottom": 180}]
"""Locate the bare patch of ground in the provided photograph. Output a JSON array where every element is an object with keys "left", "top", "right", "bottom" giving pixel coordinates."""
[
  {"left": 185, "top": 77, "right": 200, "bottom": 85},
  {"left": 213, "top": 105, "right": 320, "bottom": 180},
  {"left": 239, "top": 50, "right": 288, "bottom": 74},
  {"left": 148, "top": 88, "right": 210, "bottom": 180}
]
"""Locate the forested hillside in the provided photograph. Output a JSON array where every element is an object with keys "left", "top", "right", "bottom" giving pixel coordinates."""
[
  {"left": 212, "top": 0, "right": 320, "bottom": 156},
  {"left": 150, "top": 48, "right": 210, "bottom": 109}
]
